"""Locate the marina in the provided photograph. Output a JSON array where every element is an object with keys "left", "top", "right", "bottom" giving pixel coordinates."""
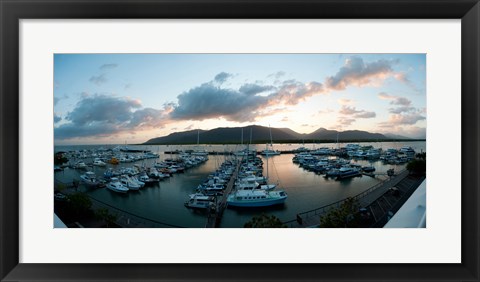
[{"left": 54, "top": 141, "right": 425, "bottom": 228}]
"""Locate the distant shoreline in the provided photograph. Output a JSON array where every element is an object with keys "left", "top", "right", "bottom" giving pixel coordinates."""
[{"left": 140, "top": 139, "right": 426, "bottom": 146}]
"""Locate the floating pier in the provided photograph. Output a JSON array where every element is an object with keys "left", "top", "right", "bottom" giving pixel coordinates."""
[{"left": 205, "top": 160, "right": 241, "bottom": 228}]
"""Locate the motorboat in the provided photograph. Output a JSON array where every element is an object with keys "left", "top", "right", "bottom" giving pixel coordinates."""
[
  {"left": 226, "top": 189, "right": 287, "bottom": 207},
  {"left": 336, "top": 166, "right": 362, "bottom": 179},
  {"left": 93, "top": 158, "right": 107, "bottom": 167},
  {"left": 120, "top": 175, "right": 141, "bottom": 190},
  {"left": 106, "top": 177, "right": 129, "bottom": 193},
  {"left": 74, "top": 161, "right": 87, "bottom": 169},
  {"left": 184, "top": 193, "right": 215, "bottom": 209},
  {"left": 80, "top": 171, "right": 99, "bottom": 187}
]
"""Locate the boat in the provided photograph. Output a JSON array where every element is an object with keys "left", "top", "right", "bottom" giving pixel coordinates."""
[
  {"left": 74, "top": 161, "right": 87, "bottom": 169},
  {"left": 79, "top": 171, "right": 99, "bottom": 187},
  {"left": 120, "top": 175, "right": 141, "bottom": 190},
  {"left": 336, "top": 166, "right": 362, "bottom": 179},
  {"left": 130, "top": 175, "right": 146, "bottom": 188},
  {"left": 184, "top": 193, "right": 215, "bottom": 209},
  {"left": 226, "top": 189, "right": 287, "bottom": 207},
  {"left": 138, "top": 173, "right": 160, "bottom": 185},
  {"left": 108, "top": 157, "right": 119, "bottom": 165},
  {"left": 361, "top": 166, "right": 376, "bottom": 173},
  {"left": 106, "top": 177, "right": 129, "bottom": 193},
  {"left": 93, "top": 158, "right": 107, "bottom": 167},
  {"left": 260, "top": 126, "right": 281, "bottom": 156}
]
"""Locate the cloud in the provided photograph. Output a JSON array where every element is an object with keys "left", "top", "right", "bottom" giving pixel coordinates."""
[
  {"left": 339, "top": 106, "right": 376, "bottom": 118},
  {"left": 388, "top": 113, "right": 425, "bottom": 125},
  {"left": 171, "top": 83, "right": 269, "bottom": 122},
  {"left": 281, "top": 116, "right": 289, "bottom": 122},
  {"left": 325, "top": 56, "right": 397, "bottom": 90},
  {"left": 184, "top": 124, "right": 194, "bottom": 130},
  {"left": 388, "top": 106, "right": 415, "bottom": 114},
  {"left": 214, "top": 72, "right": 233, "bottom": 84},
  {"left": 54, "top": 113, "right": 62, "bottom": 123},
  {"left": 338, "top": 98, "right": 353, "bottom": 105},
  {"left": 337, "top": 117, "right": 356, "bottom": 127},
  {"left": 268, "top": 71, "right": 286, "bottom": 79},
  {"left": 239, "top": 83, "right": 275, "bottom": 95},
  {"left": 170, "top": 78, "right": 325, "bottom": 123},
  {"left": 378, "top": 92, "right": 411, "bottom": 106},
  {"left": 89, "top": 74, "right": 107, "bottom": 85},
  {"left": 55, "top": 94, "right": 172, "bottom": 140},
  {"left": 378, "top": 125, "right": 426, "bottom": 139},
  {"left": 66, "top": 94, "right": 141, "bottom": 126},
  {"left": 100, "top": 63, "right": 118, "bottom": 71}
]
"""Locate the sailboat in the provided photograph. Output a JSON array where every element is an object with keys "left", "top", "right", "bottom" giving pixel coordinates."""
[
  {"left": 260, "top": 126, "right": 280, "bottom": 156},
  {"left": 192, "top": 129, "right": 208, "bottom": 157}
]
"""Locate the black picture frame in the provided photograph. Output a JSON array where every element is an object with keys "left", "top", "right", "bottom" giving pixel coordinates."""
[{"left": 1, "top": 0, "right": 479, "bottom": 281}]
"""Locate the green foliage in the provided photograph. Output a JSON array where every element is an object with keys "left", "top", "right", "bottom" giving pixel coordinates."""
[
  {"left": 95, "top": 208, "right": 118, "bottom": 228},
  {"left": 54, "top": 153, "right": 68, "bottom": 165},
  {"left": 244, "top": 213, "right": 286, "bottom": 228},
  {"left": 407, "top": 153, "right": 426, "bottom": 175},
  {"left": 67, "top": 192, "right": 92, "bottom": 217},
  {"left": 320, "top": 198, "right": 360, "bottom": 228}
]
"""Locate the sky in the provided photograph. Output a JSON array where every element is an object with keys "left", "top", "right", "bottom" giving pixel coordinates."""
[{"left": 54, "top": 54, "right": 426, "bottom": 145}]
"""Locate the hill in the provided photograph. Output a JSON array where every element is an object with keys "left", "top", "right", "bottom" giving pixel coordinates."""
[{"left": 144, "top": 125, "right": 392, "bottom": 145}]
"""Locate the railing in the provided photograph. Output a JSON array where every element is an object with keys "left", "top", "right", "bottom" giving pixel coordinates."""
[{"left": 283, "top": 169, "right": 408, "bottom": 226}]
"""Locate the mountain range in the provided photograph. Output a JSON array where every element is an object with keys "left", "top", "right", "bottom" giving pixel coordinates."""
[{"left": 144, "top": 125, "right": 412, "bottom": 145}]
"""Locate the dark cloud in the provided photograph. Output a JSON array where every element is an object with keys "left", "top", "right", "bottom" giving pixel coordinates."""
[
  {"left": 239, "top": 83, "right": 275, "bottom": 95},
  {"left": 66, "top": 95, "right": 141, "bottom": 126},
  {"left": 214, "top": 72, "right": 233, "bottom": 84},
  {"left": 390, "top": 97, "right": 411, "bottom": 106},
  {"left": 170, "top": 83, "right": 269, "bottom": 122},
  {"left": 100, "top": 63, "right": 118, "bottom": 71},
  {"left": 55, "top": 94, "right": 170, "bottom": 140},
  {"left": 325, "top": 57, "right": 396, "bottom": 90},
  {"left": 54, "top": 113, "right": 62, "bottom": 123},
  {"left": 89, "top": 74, "right": 107, "bottom": 85}
]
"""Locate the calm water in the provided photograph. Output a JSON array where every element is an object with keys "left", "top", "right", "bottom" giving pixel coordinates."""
[{"left": 54, "top": 141, "right": 425, "bottom": 227}]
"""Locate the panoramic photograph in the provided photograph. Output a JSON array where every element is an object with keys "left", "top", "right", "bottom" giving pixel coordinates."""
[{"left": 53, "top": 54, "right": 426, "bottom": 228}]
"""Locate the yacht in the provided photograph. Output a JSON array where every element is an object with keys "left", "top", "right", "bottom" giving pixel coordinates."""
[
  {"left": 106, "top": 177, "right": 129, "bottom": 193},
  {"left": 184, "top": 193, "right": 215, "bottom": 209},
  {"left": 336, "top": 166, "right": 362, "bottom": 179},
  {"left": 120, "top": 175, "right": 141, "bottom": 190},
  {"left": 80, "top": 171, "right": 98, "bottom": 187},
  {"left": 226, "top": 189, "right": 287, "bottom": 207},
  {"left": 93, "top": 158, "right": 107, "bottom": 167}
]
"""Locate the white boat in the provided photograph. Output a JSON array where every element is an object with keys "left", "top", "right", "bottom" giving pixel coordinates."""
[
  {"left": 80, "top": 171, "right": 98, "bottom": 186},
  {"left": 74, "top": 161, "right": 87, "bottom": 169},
  {"left": 227, "top": 189, "right": 287, "bottom": 207},
  {"left": 106, "top": 177, "right": 129, "bottom": 193},
  {"left": 93, "top": 159, "right": 107, "bottom": 167},
  {"left": 184, "top": 193, "right": 215, "bottom": 209},
  {"left": 120, "top": 175, "right": 141, "bottom": 190},
  {"left": 130, "top": 175, "right": 145, "bottom": 188},
  {"left": 336, "top": 166, "right": 362, "bottom": 179},
  {"left": 138, "top": 173, "right": 160, "bottom": 185}
]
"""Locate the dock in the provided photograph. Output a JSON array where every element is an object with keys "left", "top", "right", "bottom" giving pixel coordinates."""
[
  {"left": 283, "top": 170, "right": 424, "bottom": 227},
  {"left": 205, "top": 160, "right": 241, "bottom": 228}
]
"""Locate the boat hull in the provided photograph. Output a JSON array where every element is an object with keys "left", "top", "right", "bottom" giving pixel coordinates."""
[{"left": 227, "top": 197, "right": 286, "bottom": 207}]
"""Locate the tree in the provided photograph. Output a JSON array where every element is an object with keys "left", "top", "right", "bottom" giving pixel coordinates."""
[
  {"left": 244, "top": 213, "right": 286, "bottom": 228},
  {"left": 67, "top": 192, "right": 92, "bottom": 218},
  {"left": 407, "top": 153, "right": 426, "bottom": 175},
  {"left": 320, "top": 197, "right": 360, "bottom": 228}
]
